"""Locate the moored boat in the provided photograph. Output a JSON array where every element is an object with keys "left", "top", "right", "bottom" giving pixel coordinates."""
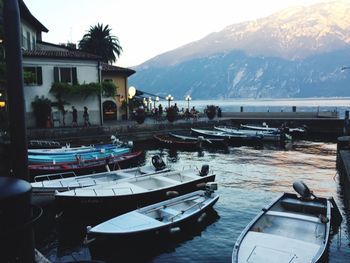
[
  {"left": 55, "top": 165, "right": 216, "bottom": 218},
  {"left": 28, "top": 143, "right": 116, "bottom": 155},
  {"left": 31, "top": 154, "right": 168, "bottom": 205},
  {"left": 232, "top": 181, "right": 342, "bottom": 263},
  {"left": 153, "top": 134, "right": 199, "bottom": 150},
  {"left": 240, "top": 123, "right": 307, "bottom": 136},
  {"left": 86, "top": 182, "right": 219, "bottom": 240},
  {"left": 169, "top": 131, "right": 228, "bottom": 148},
  {"left": 29, "top": 151, "right": 143, "bottom": 176},
  {"left": 28, "top": 146, "right": 130, "bottom": 164},
  {"left": 191, "top": 128, "right": 263, "bottom": 145},
  {"left": 214, "top": 126, "right": 291, "bottom": 142}
]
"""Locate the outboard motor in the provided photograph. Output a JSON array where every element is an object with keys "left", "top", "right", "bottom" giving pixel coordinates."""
[
  {"left": 199, "top": 164, "right": 209, "bottom": 176},
  {"left": 293, "top": 180, "right": 315, "bottom": 200},
  {"left": 197, "top": 136, "right": 205, "bottom": 142},
  {"left": 152, "top": 155, "right": 166, "bottom": 171},
  {"left": 205, "top": 182, "right": 218, "bottom": 196}
]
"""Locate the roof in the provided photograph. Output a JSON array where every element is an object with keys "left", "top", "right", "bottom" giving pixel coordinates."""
[
  {"left": 101, "top": 63, "right": 136, "bottom": 77},
  {"left": 20, "top": 1, "right": 48, "bottom": 33},
  {"left": 22, "top": 49, "right": 101, "bottom": 61}
]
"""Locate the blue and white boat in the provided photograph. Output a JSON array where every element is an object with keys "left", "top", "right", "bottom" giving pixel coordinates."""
[
  {"left": 86, "top": 182, "right": 219, "bottom": 239},
  {"left": 28, "top": 144, "right": 116, "bottom": 155},
  {"left": 28, "top": 146, "right": 130, "bottom": 164}
]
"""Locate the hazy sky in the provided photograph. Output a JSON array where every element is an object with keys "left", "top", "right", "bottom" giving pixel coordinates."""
[{"left": 24, "top": 0, "right": 328, "bottom": 67}]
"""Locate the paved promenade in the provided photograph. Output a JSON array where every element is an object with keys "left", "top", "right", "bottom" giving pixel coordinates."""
[{"left": 26, "top": 111, "right": 345, "bottom": 144}]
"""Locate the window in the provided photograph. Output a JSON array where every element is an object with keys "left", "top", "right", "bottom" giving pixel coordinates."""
[
  {"left": 23, "top": 66, "right": 42, "bottom": 85},
  {"left": 26, "top": 31, "right": 31, "bottom": 50},
  {"left": 32, "top": 35, "right": 36, "bottom": 50},
  {"left": 60, "top": 68, "right": 72, "bottom": 83},
  {"left": 54, "top": 67, "right": 78, "bottom": 84}
]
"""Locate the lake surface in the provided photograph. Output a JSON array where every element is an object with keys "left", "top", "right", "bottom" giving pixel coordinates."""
[
  {"left": 35, "top": 139, "right": 350, "bottom": 263},
  {"left": 169, "top": 98, "right": 350, "bottom": 118}
]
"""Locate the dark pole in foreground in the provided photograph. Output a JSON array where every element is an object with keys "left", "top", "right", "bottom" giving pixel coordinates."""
[{"left": 4, "top": 0, "right": 29, "bottom": 181}]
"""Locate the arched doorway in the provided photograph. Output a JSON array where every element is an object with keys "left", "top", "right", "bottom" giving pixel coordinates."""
[{"left": 103, "top": 100, "right": 117, "bottom": 121}]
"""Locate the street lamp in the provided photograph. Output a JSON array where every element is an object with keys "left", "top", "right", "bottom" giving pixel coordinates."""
[
  {"left": 165, "top": 94, "right": 173, "bottom": 108},
  {"left": 128, "top": 86, "right": 136, "bottom": 99},
  {"left": 148, "top": 97, "right": 152, "bottom": 111},
  {"left": 185, "top": 95, "right": 192, "bottom": 110},
  {"left": 155, "top": 96, "right": 159, "bottom": 109}
]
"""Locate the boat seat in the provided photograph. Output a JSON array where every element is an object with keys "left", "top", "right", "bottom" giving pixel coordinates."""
[
  {"left": 265, "top": 211, "right": 321, "bottom": 223},
  {"left": 280, "top": 197, "right": 326, "bottom": 215},
  {"left": 238, "top": 231, "right": 321, "bottom": 263}
]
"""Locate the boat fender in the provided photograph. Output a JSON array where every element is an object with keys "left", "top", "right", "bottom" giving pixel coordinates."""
[
  {"left": 196, "top": 182, "right": 207, "bottom": 189},
  {"left": 319, "top": 214, "right": 329, "bottom": 223},
  {"left": 197, "top": 136, "right": 205, "bottom": 142},
  {"left": 152, "top": 155, "right": 166, "bottom": 171},
  {"left": 197, "top": 212, "right": 207, "bottom": 223},
  {"left": 127, "top": 141, "right": 134, "bottom": 148},
  {"left": 166, "top": 191, "right": 179, "bottom": 197},
  {"left": 169, "top": 226, "right": 181, "bottom": 234},
  {"left": 293, "top": 180, "right": 315, "bottom": 200},
  {"left": 199, "top": 165, "right": 209, "bottom": 176}
]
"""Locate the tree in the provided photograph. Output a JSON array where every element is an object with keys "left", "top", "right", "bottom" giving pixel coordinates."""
[{"left": 78, "top": 23, "right": 122, "bottom": 64}]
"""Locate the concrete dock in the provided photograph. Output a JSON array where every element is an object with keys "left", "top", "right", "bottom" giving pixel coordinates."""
[{"left": 25, "top": 111, "right": 345, "bottom": 144}]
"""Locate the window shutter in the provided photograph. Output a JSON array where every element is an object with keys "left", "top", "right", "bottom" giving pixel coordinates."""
[
  {"left": 53, "top": 67, "right": 59, "bottom": 82},
  {"left": 36, "top": 67, "right": 42, "bottom": 85},
  {"left": 72, "top": 67, "right": 78, "bottom": 84}
]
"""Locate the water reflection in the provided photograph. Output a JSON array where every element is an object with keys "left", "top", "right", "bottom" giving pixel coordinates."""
[
  {"left": 34, "top": 140, "right": 350, "bottom": 262},
  {"left": 89, "top": 209, "right": 220, "bottom": 263}
]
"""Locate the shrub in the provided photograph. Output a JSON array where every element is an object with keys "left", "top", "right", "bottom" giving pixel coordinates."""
[
  {"left": 205, "top": 105, "right": 217, "bottom": 120},
  {"left": 134, "top": 107, "right": 146, "bottom": 124},
  {"left": 31, "top": 96, "right": 52, "bottom": 127},
  {"left": 166, "top": 106, "right": 178, "bottom": 123}
]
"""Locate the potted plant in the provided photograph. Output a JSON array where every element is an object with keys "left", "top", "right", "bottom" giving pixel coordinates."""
[
  {"left": 205, "top": 105, "right": 217, "bottom": 120},
  {"left": 31, "top": 96, "right": 52, "bottom": 128},
  {"left": 166, "top": 106, "right": 178, "bottom": 123},
  {"left": 134, "top": 107, "right": 146, "bottom": 124}
]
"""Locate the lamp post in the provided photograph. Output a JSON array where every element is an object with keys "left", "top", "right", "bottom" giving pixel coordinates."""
[
  {"left": 148, "top": 97, "right": 152, "bottom": 111},
  {"left": 185, "top": 95, "right": 192, "bottom": 110},
  {"left": 127, "top": 86, "right": 137, "bottom": 120},
  {"left": 165, "top": 94, "right": 173, "bottom": 108},
  {"left": 155, "top": 96, "right": 159, "bottom": 109}
]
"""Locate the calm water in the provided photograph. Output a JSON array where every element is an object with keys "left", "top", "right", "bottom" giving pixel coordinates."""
[
  {"left": 171, "top": 98, "right": 350, "bottom": 118},
  {"left": 35, "top": 140, "right": 350, "bottom": 263}
]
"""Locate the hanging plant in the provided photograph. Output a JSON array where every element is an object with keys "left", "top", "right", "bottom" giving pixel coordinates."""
[
  {"left": 166, "top": 106, "right": 178, "bottom": 123},
  {"left": 50, "top": 82, "right": 101, "bottom": 99},
  {"left": 205, "top": 105, "right": 217, "bottom": 120},
  {"left": 31, "top": 95, "right": 52, "bottom": 128},
  {"left": 102, "top": 81, "right": 118, "bottom": 97}
]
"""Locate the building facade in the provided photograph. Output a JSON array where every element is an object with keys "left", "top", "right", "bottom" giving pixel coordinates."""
[{"left": 19, "top": 0, "right": 135, "bottom": 127}]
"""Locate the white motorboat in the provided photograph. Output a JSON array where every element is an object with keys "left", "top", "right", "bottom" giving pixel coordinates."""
[
  {"left": 55, "top": 165, "right": 216, "bottom": 218},
  {"left": 31, "top": 155, "right": 169, "bottom": 205},
  {"left": 232, "top": 181, "right": 342, "bottom": 263},
  {"left": 214, "top": 126, "right": 290, "bottom": 142},
  {"left": 86, "top": 182, "right": 219, "bottom": 239}
]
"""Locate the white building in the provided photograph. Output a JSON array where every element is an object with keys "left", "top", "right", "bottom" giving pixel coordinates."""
[{"left": 19, "top": 0, "right": 134, "bottom": 128}]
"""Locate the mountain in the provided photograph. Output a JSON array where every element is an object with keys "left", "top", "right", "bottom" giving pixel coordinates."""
[{"left": 130, "top": 1, "right": 350, "bottom": 99}]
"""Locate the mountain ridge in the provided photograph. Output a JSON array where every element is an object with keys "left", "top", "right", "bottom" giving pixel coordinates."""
[{"left": 130, "top": 1, "right": 350, "bottom": 99}]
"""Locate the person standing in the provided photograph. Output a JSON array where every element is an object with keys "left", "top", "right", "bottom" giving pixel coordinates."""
[
  {"left": 71, "top": 106, "right": 78, "bottom": 127},
  {"left": 83, "top": 106, "right": 91, "bottom": 127}
]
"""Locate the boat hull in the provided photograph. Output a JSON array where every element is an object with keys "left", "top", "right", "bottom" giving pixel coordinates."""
[
  {"left": 232, "top": 193, "right": 336, "bottom": 263},
  {"left": 29, "top": 151, "right": 142, "bottom": 177},
  {"left": 55, "top": 174, "right": 216, "bottom": 219}
]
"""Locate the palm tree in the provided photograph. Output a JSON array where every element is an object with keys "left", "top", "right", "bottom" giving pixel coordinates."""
[{"left": 78, "top": 23, "right": 122, "bottom": 64}]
